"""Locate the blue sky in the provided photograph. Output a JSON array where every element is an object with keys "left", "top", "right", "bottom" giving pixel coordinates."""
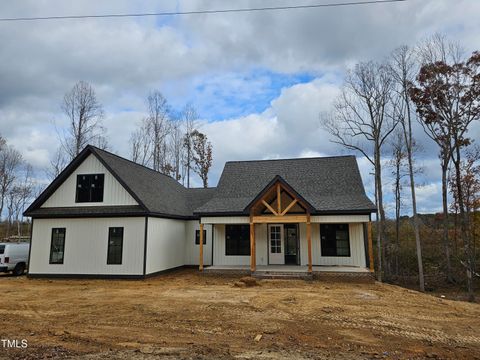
[{"left": 1, "top": 0, "right": 480, "bottom": 216}]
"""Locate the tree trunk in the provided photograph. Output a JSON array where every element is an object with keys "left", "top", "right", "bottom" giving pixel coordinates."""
[
  {"left": 402, "top": 92, "right": 425, "bottom": 292},
  {"left": 453, "top": 145, "right": 475, "bottom": 302},
  {"left": 375, "top": 147, "right": 386, "bottom": 282},
  {"left": 409, "top": 153, "right": 425, "bottom": 292},
  {"left": 187, "top": 149, "right": 191, "bottom": 188},
  {"left": 395, "top": 186, "right": 400, "bottom": 277},
  {"left": 441, "top": 162, "right": 453, "bottom": 283}
]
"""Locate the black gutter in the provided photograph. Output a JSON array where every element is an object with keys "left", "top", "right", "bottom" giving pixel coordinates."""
[
  {"left": 26, "top": 218, "right": 34, "bottom": 273},
  {"left": 143, "top": 216, "right": 149, "bottom": 276}
]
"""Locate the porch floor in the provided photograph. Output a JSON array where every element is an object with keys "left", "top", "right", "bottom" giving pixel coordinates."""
[{"left": 204, "top": 265, "right": 370, "bottom": 273}]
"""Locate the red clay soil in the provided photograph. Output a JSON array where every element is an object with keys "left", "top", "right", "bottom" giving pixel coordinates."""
[{"left": 0, "top": 269, "right": 479, "bottom": 359}]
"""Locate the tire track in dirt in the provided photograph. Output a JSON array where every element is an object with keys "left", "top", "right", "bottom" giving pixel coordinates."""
[{"left": 318, "top": 312, "right": 480, "bottom": 346}]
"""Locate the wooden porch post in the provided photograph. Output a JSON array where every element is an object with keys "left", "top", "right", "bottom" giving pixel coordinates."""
[
  {"left": 367, "top": 221, "right": 374, "bottom": 272},
  {"left": 199, "top": 223, "right": 204, "bottom": 272},
  {"left": 250, "top": 219, "right": 256, "bottom": 272},
  {"left": 307, "top": 213, "right": 312, "bottom": 273}
]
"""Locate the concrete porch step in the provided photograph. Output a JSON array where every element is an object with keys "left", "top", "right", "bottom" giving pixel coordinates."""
[{"left": 252, "top": 271, "right": 313, "bottom": 279}]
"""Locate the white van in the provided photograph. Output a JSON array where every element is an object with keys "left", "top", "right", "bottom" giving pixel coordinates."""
[{"left": 0, "top": 242, "right": 30, "bottom": 276}]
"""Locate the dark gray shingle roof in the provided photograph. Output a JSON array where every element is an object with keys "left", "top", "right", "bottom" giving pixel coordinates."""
[{"left": 194, "top": 156, "right": 376, "bottom": 215}]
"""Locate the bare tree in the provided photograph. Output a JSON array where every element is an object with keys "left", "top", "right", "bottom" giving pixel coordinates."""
[
  {"left": 322, "top": 61, "right": 398, "bottom": 282},
  {"left": 388, "top": 131, "right": 407, "bottom": 277},
  {"left": 390, "top": 45, "right": 426, "bottom": 291},
  {"left": 46, "top": 148, "right": 68, "bottom": 180},
  {"left": 146, "top": 91, "right": 171, "bottom": 172},
  {"left": 6, "top": 167, "right": 34, "bottom": 238},
  {"left": 191, "top": 130, "right": 213, "bottom": 188},
  {"left": 169, "top": 116, "right": 184, "bottom": 181},
  {"left": 130, "top": 118, "right": 153, "bottom": 166},
  {"left": 417, "top": 33, "right": 464, "bottom": 66},
  {"left": 0, "top": 145, "right": 22, "bottom": 221},
  {"left": 129, "top": 91, "right": 174, "bottom": 175},
  {"left": 182, "top": 103, "right": 199, "bottom": 188},
  {"left": 60, "top": 80, "right": 107, "bottom": 159}
]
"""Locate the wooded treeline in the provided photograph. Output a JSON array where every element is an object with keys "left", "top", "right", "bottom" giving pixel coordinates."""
[
  {"left": 0, "top": 136, "right": 35, "bottom": 239},
  {"left": 322, "top": 34, "right": 480, "bottom": 301}
]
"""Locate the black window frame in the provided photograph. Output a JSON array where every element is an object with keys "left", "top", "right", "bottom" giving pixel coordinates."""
[
  {"left": 320, "top": 223, "right": 351, "bottom": 257},
  {"left": 107, "top": 227, "right": 124, "bottom": 265},
  {"left": 75, "top": 173, "right": 105, "bottom": 203},
  {"left": 195, "top": 229, "right": 207, "bottom": 245},
  {"left": 49, "top": 228, "right": 66, "bottom": 264},
  {"left": 225, "top": 224, "right": 250, "bottom": 256}
]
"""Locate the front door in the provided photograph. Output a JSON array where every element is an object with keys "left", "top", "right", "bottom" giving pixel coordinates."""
[
  {"left": 284, "top": 224, "right": 299, "bottom": 265},
  {"left": 268, "top": 224, "right": 284, "bottom": 265}
]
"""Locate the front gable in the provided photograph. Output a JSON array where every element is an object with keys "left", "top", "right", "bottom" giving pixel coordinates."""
[
  {"left": 41, "top": 153, "right": 138, "bottom": 208},
  {"left": 245, "top": 175, "right": 315, "bottom": 216}
]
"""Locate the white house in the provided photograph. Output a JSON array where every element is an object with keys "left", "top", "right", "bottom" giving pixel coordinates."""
[{"left": 24, "top": 145, "right": 376, "bottom": 279}]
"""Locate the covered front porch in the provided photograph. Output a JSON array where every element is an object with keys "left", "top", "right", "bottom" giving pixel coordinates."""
[{"left": 197, "top": 177, "right": 375, "bottom": 277}]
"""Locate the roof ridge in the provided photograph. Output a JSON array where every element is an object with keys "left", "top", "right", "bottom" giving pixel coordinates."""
[
  {"left": 89, "top": 145, "right": 187, "bottom": 187},
  {"left": 225, "top": 155, "right": 356, "bottom": 164}
]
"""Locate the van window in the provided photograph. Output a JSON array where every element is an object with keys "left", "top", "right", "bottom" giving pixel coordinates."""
[{"left": 0, "top": 245, "right": 4, "bottom": 255}]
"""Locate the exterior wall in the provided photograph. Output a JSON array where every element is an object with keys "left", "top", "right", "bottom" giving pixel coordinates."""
[
  {"left": 42, "top": 154, "right": 138, "bottom": 208},
  {"left": 145, "top": 217, "right": 187, "bottom": 274},
  {"left": 29, "top": 217, "right": 145, "bottom": 275},
  {"left": 184, "top": 221, "right": 212, "bottom": 266}
]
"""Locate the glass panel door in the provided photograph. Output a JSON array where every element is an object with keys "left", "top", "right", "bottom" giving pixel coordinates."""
[{"left": 268, "top": 224, "right": 284, "bottom": 265}]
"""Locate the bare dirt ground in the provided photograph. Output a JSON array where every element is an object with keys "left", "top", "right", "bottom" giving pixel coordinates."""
[{"left": 0, "top": 269, "right": 479, "bottom": 360}]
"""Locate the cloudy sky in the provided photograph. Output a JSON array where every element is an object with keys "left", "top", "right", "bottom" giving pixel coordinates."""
[{"left": 1, "top": 0, "right": 479, "bottom": 215}]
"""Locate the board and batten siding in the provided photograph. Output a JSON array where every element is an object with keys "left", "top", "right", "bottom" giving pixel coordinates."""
[
  {"left": 145, "top": 217, "right": 186, "bottom": 274},
  {"left": 184, "top": 221, "right": 212, "bottom": 266},
  {"left": 42, "top": 154, "right": 138, "bottom": 208},
  {"left": 29, "top": 217, "right": 145, "bottom": 275}
]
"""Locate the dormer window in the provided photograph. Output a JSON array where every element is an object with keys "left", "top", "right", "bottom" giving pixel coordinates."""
[{"left": 76, "top": 174, "right": 105, "bottom": 203}]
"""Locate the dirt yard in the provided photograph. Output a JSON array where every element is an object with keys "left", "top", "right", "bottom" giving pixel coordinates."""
[{"left": 0, "top": 269, "right": 479, "bottom": 360}]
